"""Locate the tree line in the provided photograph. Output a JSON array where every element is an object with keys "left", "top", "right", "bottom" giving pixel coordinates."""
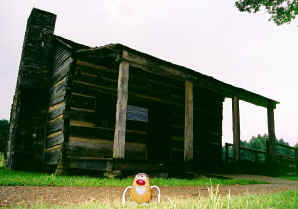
[{"left": 224, "top": 134, "right": 298, "bottom": 162}]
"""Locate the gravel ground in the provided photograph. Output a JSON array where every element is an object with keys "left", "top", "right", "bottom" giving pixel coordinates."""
[{"left": 0, "top": 175, "right": 297, "bottom": 207}]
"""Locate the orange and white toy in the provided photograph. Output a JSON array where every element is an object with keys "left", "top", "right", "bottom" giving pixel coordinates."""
[{"left": 122, "top": 173, "right": 160, "bottom": 204}]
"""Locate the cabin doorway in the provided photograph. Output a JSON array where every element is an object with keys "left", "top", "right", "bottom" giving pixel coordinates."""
[{"left": 147, "top": 104, "right": 171, "bottom": 163}]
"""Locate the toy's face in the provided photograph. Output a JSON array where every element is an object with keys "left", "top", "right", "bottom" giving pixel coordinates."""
[{"left": 134, "top": 173, "right": 149, "bottom": 186}]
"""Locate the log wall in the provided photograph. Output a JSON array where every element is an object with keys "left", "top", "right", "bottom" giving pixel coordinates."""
[
  {"left": 65, "top": 59, "right": 224, "bottom": 169},
  {"left": 45, "top": 44, "right": 72, "bottom": 165},
  {"left": 65, "top": 59, "right": 117, "bottom": 169},
  {"left": 66, "top": 60, "right": 152, "bottom": 168}
]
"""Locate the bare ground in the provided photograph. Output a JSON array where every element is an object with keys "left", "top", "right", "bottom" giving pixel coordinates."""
[{"left": 0, "top": 175, "right": 298, "bottom": 207}]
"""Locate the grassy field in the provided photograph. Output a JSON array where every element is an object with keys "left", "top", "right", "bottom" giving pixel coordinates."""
[
  {"left": 5, "top": 189, "right": 298, "bottom": 209},
  {"left": 0, "top": 168, "right": 267, "bottom": 187},
  {"left": 280, "top": 176, "right": 298, "bottom": 181},
  {"left": 0, "top": 153, "right": 3, "bottom": 167}
]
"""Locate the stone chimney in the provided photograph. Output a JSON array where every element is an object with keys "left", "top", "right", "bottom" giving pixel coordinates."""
[{"left": 6, "top": 8, "right": 56, "bottom": 170}]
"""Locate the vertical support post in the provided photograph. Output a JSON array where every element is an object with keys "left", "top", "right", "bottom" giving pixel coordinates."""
[
  {"left": 232, "top": 96, "right": 240, "bottom": 161},
  {"left": 266, "top": 107, "right": 276, "bottom": 165},
  {"left": 184, "top": 80, "right": 194, "bottom": 161},
  {"left": 113, "top": 61, "right": 129, "bottom": 159}
]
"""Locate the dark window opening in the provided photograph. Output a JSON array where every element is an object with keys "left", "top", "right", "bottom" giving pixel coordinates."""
[{"left": 127, "top": 105, "right": 148, "bottom": 122}]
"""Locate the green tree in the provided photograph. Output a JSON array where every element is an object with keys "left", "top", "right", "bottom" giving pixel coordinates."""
[
  {"left": 249, "top": 134, "right": 267, "bottom": 151},
  {"left": 235, "top": 0, "right": 298, "bottom": 25},
  {"left": 276, "top": 138, "right": 293, "bottom": 156},
  {"left": 0, "top": 120, "right": 9, "bottom": 153}
]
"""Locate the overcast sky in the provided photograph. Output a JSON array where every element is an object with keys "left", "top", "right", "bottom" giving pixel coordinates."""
[{"left": 1, "top": 1, "right": 297, "bottom": 145}]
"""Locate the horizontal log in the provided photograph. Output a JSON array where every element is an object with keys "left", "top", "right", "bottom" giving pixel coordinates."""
[
  {"left": 67, "top": 137, "right": 147, "bottom": 160},
  {"left": 48, "top": 102, "right": 65, "bottom": 120},
  {"left": 49, "top": 92, "right": 66, "bottom": 106},
  {"left": 47, "top": 130, "right": 63, "bottom": 139},
  {"left": 70, "top": 120, "right": 95, "bottom": 127},
  {"left": 70, "top": 94, "right": 96, "bottom": 110},
  {"left": 67, "top": 109, "right": 148, "bottom": 132},
  {"left": 49, "top": 78, "right": 67, "bottom": 97},
  {"left": 71, "top": 82, "right": 117, "bottom": 102},
  {"left": 45, "top": 144, "right": 63, "bottom": 152},
  {"left": 73, "top": 75, "right": 184, "bottom": 107},
  {"left": 125, "top": 142, "right": 147, "bottom": 160},
  {"left": 65, "top": 109, "right": 95, "bottom": 122},
  {"left": 48, "top": 115, "right": 63, "bottom": 124},
  {"left": 76, "top": 60, "right": 118, "bottom": 75},
  {"left": 74, "top": 72, "right": 117, "bottom": 92},
  {"left": 70, "top": 125, "right": 113, "bottom": 139},
  {"left": 128, "top": 85, "right": 184, "bottom": 105},
  {"left": 74, "top": 65, "right": 117, "bottom": 83},
  {"left": 129, "top": 92, "right": 184, "bottom": 107},
  {"left": 45, "top": 149, "right": 62, "bottom": 165},
  {"left": 129, "top": 80, "right": 184, "bottom": 103},
  {"left": 47, "top": 133, "right": 64, "bottom": 148},
  {"left": 72, "top": 80, "right": 116, "bottom": 96},
  {"left": 53, "top": 77, "right": 67, "bottom": 88},
  {"left": 121, "top": 49, "right": 277, "bottom": 108},
  {"left": 67, "top": 137, "right": 113, "bottom": 159},
  {"left": 69, "top": 125, "right": 147, "bottom": 144},
  {"left": 68, "top": 158, "right": 113, "bottom": 171},
  {"left": 52, "top": 58, "right": 72, "bottom": 84},
  {"left": 47, "top": 118, "right": 64, "bottom": 134},
  {"left": 49, "top": 101, "right": 65, "bottom": 111},
  {"left": 70, "top": 107, "right": 96, "bottom": 113},
  {"left": 122, "top": 49, "right": 190, "bottom": 81},
  {"left": 129, "top": 66, "right": 185, "bottom": 91},
  {"left": 72, "top": 92, "right": 96, "bottom": 99}
]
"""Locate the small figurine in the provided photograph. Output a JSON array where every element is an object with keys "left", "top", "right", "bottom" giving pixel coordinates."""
[{"left": 122, "top": 173, "right": 160, "bottom": 204}]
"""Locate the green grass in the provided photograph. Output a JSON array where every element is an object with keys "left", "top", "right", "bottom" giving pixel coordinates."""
[
  {"left": 0, "top": 168, "right": 267, "bottom": 187},
  {"left": 5, "top": 189, "right": 298, "bottom": 209},
  {"left": 0, "top": 153, "right": 3, "bottom": 167},
  {"left": 280, "top": 175, "right": 298, "bottom": 181}
]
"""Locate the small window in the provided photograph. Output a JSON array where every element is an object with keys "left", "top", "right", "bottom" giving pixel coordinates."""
[{"left": 127, "top": 105, "right": 148, "bottom": 122}]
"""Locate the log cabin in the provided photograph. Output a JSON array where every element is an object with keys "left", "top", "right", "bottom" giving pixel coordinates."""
[{"left": 6, "top": 8, "right": 279, "bottom": 174}]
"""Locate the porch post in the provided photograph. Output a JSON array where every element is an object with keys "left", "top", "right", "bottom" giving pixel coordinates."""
[
  {"left": 232, "top": 96, "right": 240, "bottom": 161},
  {"left": 266, "top": 106, "right": 276, "bottom": 164},
  {"left": 113, "top": 61, "right": 129, "bottom": 159},
  {"left": 184, "top": 80, "right": 194, "bottom": 161}
]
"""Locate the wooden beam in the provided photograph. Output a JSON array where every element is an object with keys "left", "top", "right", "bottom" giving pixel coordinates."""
[
  {"left": 184, "top": 80, "right": 194, "bottom": 161},
  {"left": 113, "top": 61, "right": 129, "bottom": 159},
  {"left": 120, "top": 48, "right": 278, "bottom": 108},
  {"left": 266, "top": 107, "right": 276, "bottom": 164},
  {"left": 232, "top": 96, "right": 240, "bottom": 161},
  {"left": 122, "top": 49, "right": 190, "bottom": 81}
]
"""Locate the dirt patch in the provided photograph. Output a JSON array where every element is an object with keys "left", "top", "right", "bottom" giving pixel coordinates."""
[{"left": 0, "top": 175, "right": 297, "bottom": 207}]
